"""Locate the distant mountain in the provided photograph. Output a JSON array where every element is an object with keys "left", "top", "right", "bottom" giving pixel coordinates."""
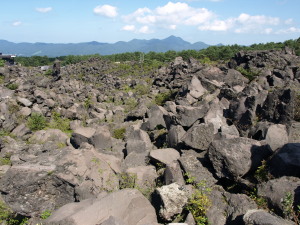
[{"left": 0, "top": 36, "right": 211, "bottom": 57}]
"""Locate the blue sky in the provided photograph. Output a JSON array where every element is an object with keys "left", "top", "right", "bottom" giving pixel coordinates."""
[{"left": 1, "top": 0, "right": 300, "bottom": 45}]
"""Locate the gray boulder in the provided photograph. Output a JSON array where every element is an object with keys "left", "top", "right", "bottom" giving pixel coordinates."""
[
  {"left": 175, "top": 104, "right": 209, "bottom": 128},
  {"left": 208, "top": 137, "right": 271, "bottom": 180},
  {"left": 70, "top": 127, "right": 96, "bottom": 148},
  {"left": 166, "top": 125, "right": 186, "bottom": 148},
  {"left": 265, "top": 124, "right": 288, "bottom": 151},
  {"left": 269, "top": 143, "right": 300, "bottom": 178},
  {"left": 288, "top": 122, "right": 300, "bottom": 143},
  {"left": 142, "top": 105, "right": 168, "bottom": 131},
  {"left": 179, "top": 151, "right": 217, "bottom": 188},
  {"left": 126, "top": 124, "right": 153, "bottom": 154},
  {"left": 149, "top": 148, "right": 180, "bottom": 165},
  {"left": 243, "top": 209, "right": 294, "bottom": 225},
  {"left": 89, "top": 126, "right": 112, "bottom": 150},
  {"left": 155, "top": 183, "right": 189, "bottom": 221},
  {"left": 257, "top": 176, "right": 300, "bottom": 216},
  {"left": 181, "top": 123, "right": 214, "bottom": 151},
  {"left": 44, "top": 189, "right": 158, "bottom": 225},
  {"left": 164, "top": 161, "right": 185, "bottom": 186}
]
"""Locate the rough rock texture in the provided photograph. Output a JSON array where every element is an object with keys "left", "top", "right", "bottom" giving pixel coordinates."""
[
  {"left": 44, "top": 189, "right": 158, "bottom": 225},
  {"left": 243, "top": 209, "right": 294, "bottom": 225},
  {"left": 269, "top": 143, "right": 300, "bottom": 177},
  {"left": 208, "top": 137, "right": 271, "bottom": 180},
  {"left": 155, "top": 183, "right": 189, "bottom": 221}
]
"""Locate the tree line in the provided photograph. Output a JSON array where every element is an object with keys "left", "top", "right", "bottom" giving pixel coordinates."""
[{"left": 15, "top": 38, "right": 300, "bottom": 67}]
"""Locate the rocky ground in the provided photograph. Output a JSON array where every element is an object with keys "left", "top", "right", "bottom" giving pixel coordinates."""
[{"left": 0, "top": 47, "right": 299, "bottom": 225}]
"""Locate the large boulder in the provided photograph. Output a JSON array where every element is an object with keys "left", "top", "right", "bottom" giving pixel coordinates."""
[
  {"left": 175, "top": 104, "right": 209, "bottom": 128},
  {"left": 154, "top": 183, "right": 189, "bottom": 221},
  {"left": 243, "top": 209, "right": 294, "bottom": 225},
  {"left": 44, "top": 189, "right": 158, "bottom": 225},
  {"left": 142, "top": 105, "right": 168, "bottom": 131},
  {"left": 257, "top": 176, "right": 300, "bottom": 216},
  {"left": 181, "top": 123, "right": 214, "bottom": 151},
  {"left": 269, "top": 143, "right": 300, "bottom": 178},
  {"left": 126, "top": 124, "right": 153, "bottom": 154},
  {"left": 265, "top": 124, "right": 288, "bottom": 151},
  {"left": 149, "top": 148, "right": 180, "bottom": 165},
  {"left": 208, "top": 137, "right": 271, "bottom": 180}
]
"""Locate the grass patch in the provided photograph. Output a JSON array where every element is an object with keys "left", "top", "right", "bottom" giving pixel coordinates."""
[
  {"left": 27, "top": 113, "right": 47, "bottom": 131},
  {"left": 112, "top": 127, "right": 126, "bottom": 140},
  {"left": 154, "top": 91, "right": 172, "bottom": 106},
  {"left": 236, "top": 66, "right": 260, "bottom": 81},
  {"left": 48, "top": 112, "right": 71, "bottom": 133},
  {"left": 5, "top": 83, "right": 18, "bottom": 90}
]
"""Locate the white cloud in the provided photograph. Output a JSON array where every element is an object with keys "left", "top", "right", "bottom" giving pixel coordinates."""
[
  {"left": 121, "top": 2, "right": 297, "bottom": 35},
  {"left": 276, "top": 27, "right": 300, "bottom": 34},
  {"left": 35, "top": 7, "right": 52, "bottom": 13},
  {"left": 199, "top": 20, "right": 231, "bottom": 31},
  {"left": 12, "top": 21, "right": 22, "bottom": 26},
  {"left": 122, "top": 25, "right": 136, "bottom": 31},
  {"left": 94, "top": 5, "right": 118, "bottom": 18},
  {"left": 123, "top": 1, "right": 215, "bottom": 30},
  {"left": 139, "top": 26, "right": 152, "bottom": 34}
]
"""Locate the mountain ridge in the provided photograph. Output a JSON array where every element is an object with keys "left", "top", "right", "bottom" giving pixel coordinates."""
[{"left": 0, "top": 36, "right": 210, "bottom": 57}]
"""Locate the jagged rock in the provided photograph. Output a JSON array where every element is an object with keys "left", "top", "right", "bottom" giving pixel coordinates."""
[
  {"left": 187, "top": 75, "right": 207, "bottom": 99},
  {"left": 175, "top": 104, "right": 209, "bottom": 128},
  {"left": 288, "top": 122, "right": 300, "bottom": 143},
  {"left": 149, "top": 148, "right": 180, "bottom": 165},
  {"left": 155, "top": 183, "right": 189, "bottom": 221},
  {"left": 44, "top": 189, "right": 158, "bottom": 225},
  {"left": 181, "top": 123, "right": 214, "bottom": 151},
  {"left": 243, "top": 209, "right": 295, "bottom": 225},
  {"left": 257, "top": 176, "right": 300, "bottom": 216},
  {"left": 18, "top": 106, "right": 31, "bottom": 117},
  {"left": 70, "top": 127, "right": 96, "bottom": 148},
  {"left": 265, "top": 124, "right": 288, "bottom": 151},
  {"left": 89, "top": 126, "right": 112, "bottom": 150},
  {"left": 166, "top": 125, "right": 186, "bottom": 148},
  {"left": 224, "top": 69, "right": 249, "bottom": 87},
  {"left": 11, "top": 123, "right": 31, "bottom": 137},
  {"left": 123, "top": 152, "right": 149, "bottom": 169},
  {"left": 0, "top": 163, "right": 73, "bottom": 217},
  {"left": 126, "top": 124, "right": 153, "bottom": 154},
  {"left": 220, "top": 124, "right": 240, "bottom": 137},
  {"left": 164, "top": 161, "right": 185, "bottom": 186},
  {"left": 179, "top": 151, "right": 217, "bottom": 188},
  {"left": 269, "top": 143, "right": 300, "bottom": 178},
  {"left": 125, "top": 166, "right": 158, "bottom": 191},
  {"left": 184, "top": 212, "right": 196, "bottom": 225},
  {"left": 30, "top": 129, "right": 69, "bottom": 145},
  {"left": 208, "top": 137, "right": 272, "bottom": 180},
  {"left": 17, "top": 97, "right": 32, "bottom": 107},
  {"left": 142, "top": 105, "right": 168, "bottom": 131}
]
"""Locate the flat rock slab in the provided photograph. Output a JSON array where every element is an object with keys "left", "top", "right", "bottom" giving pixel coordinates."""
[
  {"left": 149, "top": 148, "right": 180, "bottom": 165},
  {"left": 45, "top": 189, "right": 158, "bottom": 225}
]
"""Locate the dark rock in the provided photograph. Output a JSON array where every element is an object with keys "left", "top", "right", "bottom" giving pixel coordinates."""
[
  {"left": 243, "top": 209, "right": 294, "bottom": 225},
  {"left": 175, "top": 104, "right": 209, "bottom": 128},
  {"left": 208, "top": 137, "right": 272, "bottom": 180},
  {"left": 181, "top": 123, "right": 214, "bottom": 151},
  {"left": 257, "top": 176, "right": 300, "bottom": 217},
  {"left": 269, "top": 143, "right": 300, "bottom": 178}
]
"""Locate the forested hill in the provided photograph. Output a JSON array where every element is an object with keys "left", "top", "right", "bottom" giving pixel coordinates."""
[
  {"left": 0, "top": 36, "right": 209, "bottom": 57},
  {"left": 12, "top": 37, "right": 300, "bottom": 67}
]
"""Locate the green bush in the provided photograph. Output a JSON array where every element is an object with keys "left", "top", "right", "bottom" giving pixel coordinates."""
[
  {"left": 27, "top": 113, "right": 47, "bottom": 131},
  {"left": 6, "top": 83, "right": 18, "bottom": 90},
  {"left": 236, "top": 66, "right": 259, "bottom": 81},
  {"left": 113, "top": 127, "right": 126, "bottom": 140},
  {"left": 154, "top": 91, "right": 172, "bottom": 106},
  {"left": 134, "top": 84, "right": 150, "bottom": 96},
  {"left": 40, "top": 210, "right": 52, "bottom": 220},
  {"left": 0, "top": 60, "right": 4, "bottom": 67},
  {"left": 48, "top": 112, "right": 71, "bottom": 133}
]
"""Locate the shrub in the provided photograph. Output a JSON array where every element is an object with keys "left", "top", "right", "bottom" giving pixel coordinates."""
[
  {"left": 6, "top": 83, "right": 18, "bottom": 90},
  {"left": 236, "top": 66, "right": 259, "bottom": 81},
  {"left": 154, "top": 91, "right": 172, "bottom": 106},
  {"left": 48, "top": 112, "right": 71, "bottom": 133},
  {"left": 113, "top": 127, "right": 126, "bottom": 140},
  {"left": 134, "top": 84, "right": 150, "bottom": 96},
  {"left": 27, "top": 113, "right": 47, "bottom": 131},
  {"left": 186, "top": 186, "right": 211, "bottom": 225},
  {"left": 40, "top": 210, "right": 52, "bottom": 220},
  {"left": 0, "top": 60, "right": 4, "bottom": 67}
]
